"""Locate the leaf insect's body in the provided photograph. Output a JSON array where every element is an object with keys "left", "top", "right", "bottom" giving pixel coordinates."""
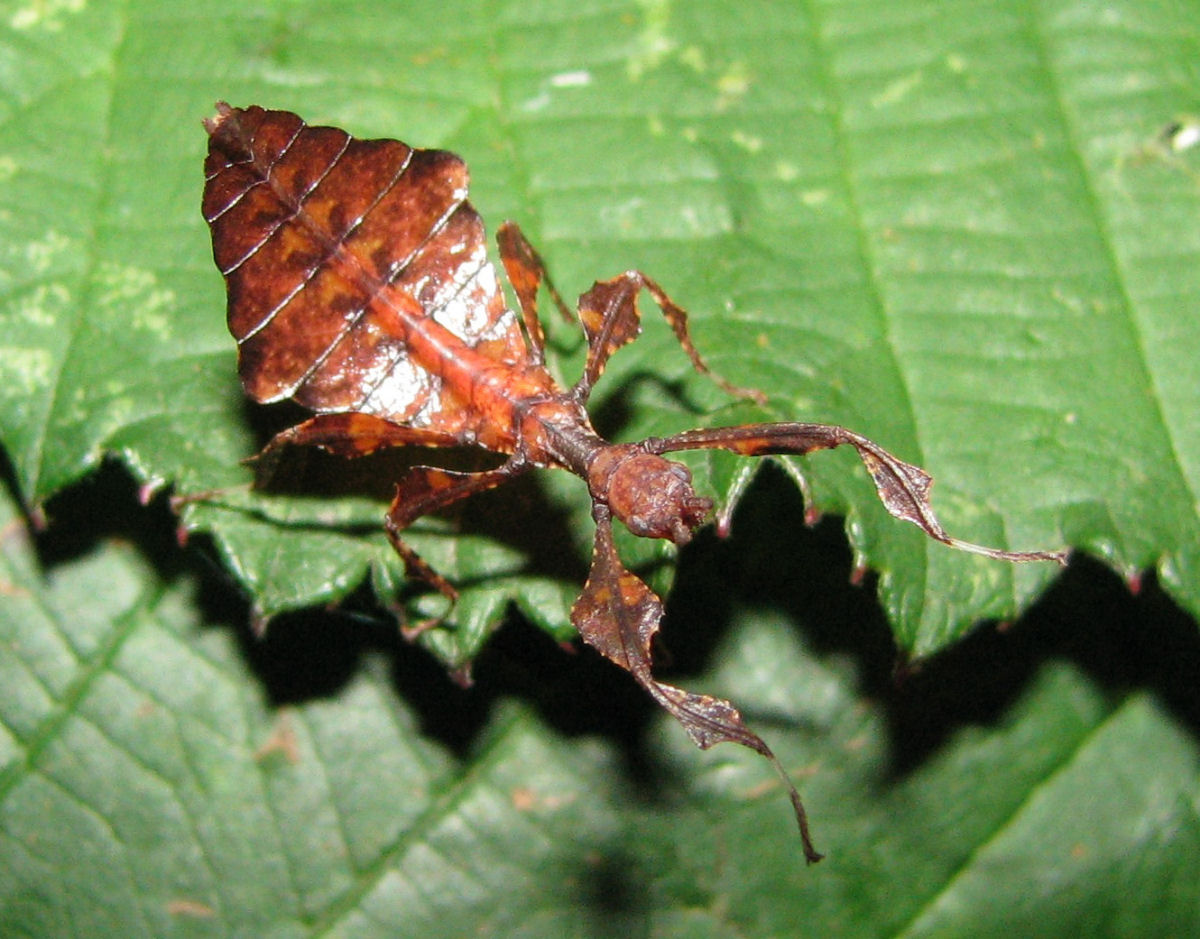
[{"left": 203, "top": 104, "right": 1065, "bottom": 863}]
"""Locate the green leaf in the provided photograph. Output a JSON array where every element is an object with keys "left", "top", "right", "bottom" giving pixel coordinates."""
[
  {"left": 2, "top": 0, "right": 1199, "bottom": 658},
  {"left": 2, "top": 477, "right": 1197, "bottom": 935},
  {"left": 7, "top": 0, "right": 1200, "bottom": 926},
  {"left": 2, "top": 1, "right": 1200, "bottom": 928}
]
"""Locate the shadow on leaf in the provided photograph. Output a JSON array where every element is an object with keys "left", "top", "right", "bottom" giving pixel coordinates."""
[{"left": 15, "top": 456, "right": 1200, "bottom": 832}]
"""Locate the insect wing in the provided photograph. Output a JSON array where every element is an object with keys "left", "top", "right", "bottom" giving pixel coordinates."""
[{"left": 203, "top": 104, "right": 526, "bottom": 432}]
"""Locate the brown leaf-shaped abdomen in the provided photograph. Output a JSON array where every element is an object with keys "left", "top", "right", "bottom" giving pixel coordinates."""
[{"left": 203, "top": 104, "right": 526, "bottom": 432}]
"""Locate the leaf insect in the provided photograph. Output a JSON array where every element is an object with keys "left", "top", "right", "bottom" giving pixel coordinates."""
[{"left": 203, "top": 104, "right": 1067, "bottom": 862}]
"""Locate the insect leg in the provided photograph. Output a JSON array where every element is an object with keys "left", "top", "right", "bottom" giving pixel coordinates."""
[
  {"left": 257, "top": 413, "right": 462, "bottom": 460},
  {"left": 246, "top": 413, "right": 464, "bottom": 489},
  {"left": 496, "top": 221, "right": 575, "bottom": 366},
  {"left": 385, "top": 460, "right": 529, "bottom": 637},
  {"left": 647, "top": 422, "right": 1068, "bottom": 564},
  {"left": 571, "top": 271, "right": 765, "bottom": 404},
  {"left": 571, "top": 505, "right": 822, "bottom": 863}
]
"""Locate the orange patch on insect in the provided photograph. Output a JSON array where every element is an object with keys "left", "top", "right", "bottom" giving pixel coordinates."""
[{"left": 589, "top": 585, "right": 613, "bottom": 605}]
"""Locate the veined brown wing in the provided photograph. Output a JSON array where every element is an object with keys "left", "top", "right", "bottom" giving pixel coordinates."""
[{"left": 202, "top": 104, "right": 527, "bottom": 433}]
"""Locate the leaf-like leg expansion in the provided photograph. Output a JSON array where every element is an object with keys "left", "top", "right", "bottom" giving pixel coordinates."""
[
  {"left": 248, "top": 414, "right": 465, "bottom": 488},
  {"left": 648, "top": 423, "right": 1069, "bottom": 564},
  {"left": 571, "top": 506, "right": 823, "bottom": 863},
  {"left": 386, "top": 460, "right": 529, "bottom": 638},
  {"left": 258, "top": 413, "right": 463, "bottom": 460},
  {"left": 572, "top": 271, "right": 765, "bottom": 404},
  {"left": 496, "top": 221, "right": 575, "bottom": 367},
  {"left": 174, "top": 413, "right": 460, "bottom": 517}
]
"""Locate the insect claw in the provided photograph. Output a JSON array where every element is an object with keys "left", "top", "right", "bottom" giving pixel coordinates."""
[
  {"left": 400, "top": 615, "right": 445, "bottom": 642},
  {"left": 449, "top": 664, "right": 474, "bottom": 688},
  {"left": 942, "top": 535, "right": 1070, "bottom": 567},
  {"left": 396, "top": 577, "right": 459, "bottom": 633},
  {"left": 250, "top": 608, "right": 272, "bottom": 639},
  {"left": 138, "top": 479, "right": 165, "bottom": 506}
]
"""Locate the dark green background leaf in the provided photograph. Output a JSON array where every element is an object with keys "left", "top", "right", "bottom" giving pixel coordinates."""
[
  {"left": 2, "top": 475, "right": 1197, "bottom": 935},
  {"left": 2, "top": 0, "right": 1199, "bottom": 933},
  {"left": 8, "top": 0, "right": 1200, "bottom": 656}
]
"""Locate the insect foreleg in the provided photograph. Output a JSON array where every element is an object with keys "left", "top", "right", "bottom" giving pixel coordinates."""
[
  {"left": 496, "top": 221, "right": 575, "bottom": 367},
  {"left": 571, "top": 506, "right": 823, "bottom": 863},
  {"left": 385, "top": 460, "right": 529, "bottom": 637}
]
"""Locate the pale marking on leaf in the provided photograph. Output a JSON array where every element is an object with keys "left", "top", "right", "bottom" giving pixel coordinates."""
[
  {"left": 95, "top": 263, "right": 175, "bottom": 339},
  {"left": 25, "top": 230, "right": 72, "bottom": 276},
  {"left": 521, "top": 92, "right": 552, "bottom": 113},
  {"left": 0, "top": 347, "right": 53, "bottom": 397},
  {"left": 715, "top": 61, "right": 751, "bottom": 110},
  {"left": 774, "top": 161, "right": 799, "bottom": 182},
  {"left": 871, "top": 71, "right": 924, "bottom": 108},
  {"left": 549, "top": 70, "right": 592, "bottom": 88},
  {"left": 730, "top": 130, "right": 763, "bottom": 153},
  {"left": 678, "top": 45, "right": 706, "bottom": 72},
  {"left": 522, "top": 72, "right": 592, "bottom": 115},
  {"left": 13, "top": 284, "right": 70, "bottom": 328},
  {"left": 9, "top": 0, "right": 84, "bottom": 31},
  {"left": 627, "top": 0, "right": 676, "bottom": 81}
]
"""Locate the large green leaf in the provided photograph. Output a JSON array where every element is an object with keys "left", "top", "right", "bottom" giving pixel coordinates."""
[
  {"left": 2, "top": 477, "right": 1197, "bottom": 936},
  {"left": 4, "top": 0, "right": 1198, "bottom": 660},
  {"left": 2, "top": 1, "right": 1200, "bottom": 932}
]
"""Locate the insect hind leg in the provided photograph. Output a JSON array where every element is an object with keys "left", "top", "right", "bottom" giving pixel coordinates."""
[{"left": 385, "top": 460, "right": 527, "bottom": 638}]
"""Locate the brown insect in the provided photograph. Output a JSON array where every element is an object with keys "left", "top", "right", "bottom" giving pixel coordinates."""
[{"left": 203, "top": 104, "right": 1066, "bottom": 862}]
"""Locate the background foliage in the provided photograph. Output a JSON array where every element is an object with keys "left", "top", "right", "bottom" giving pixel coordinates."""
[{"left": 1, "top": 0, "right": 1198, "bottom": 935}]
